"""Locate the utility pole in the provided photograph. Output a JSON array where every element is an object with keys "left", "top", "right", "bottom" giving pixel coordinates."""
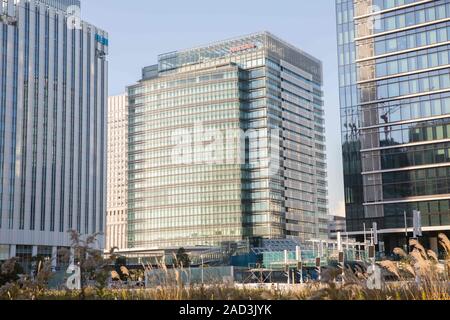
[
  {"left": 363, "top": 223, "right": 367, "bottom": 244},
  {"left": 316, "top": 257, "right": 321, "bottom": 282},
  {"left": 404, "top": 211, "right": 409, "bottom": 253},
  {"left": 284, "top": 250, "right": 290, "bottom": 285},
  {"left": 363, "top": 223, "right": 367, "bottom": 258},
  {"left": 337, "top": 232, "right": 344, "bottom": 283},
  {"left": 296, "top": 246, "right": 303, "bottom": 284},
  {"left": 201, "top": 255, "right": 204, "bottom": 285}
]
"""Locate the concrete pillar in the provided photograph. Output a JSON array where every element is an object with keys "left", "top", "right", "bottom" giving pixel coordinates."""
[
  {"left": 51, "top": 246, "right": 58, "bottom": 270},
  {"left": 32, "top": 245, "right": 38, "bottom": 257},
  {"left": 9, "top": 244, "right": 16, "bottom": 258}
]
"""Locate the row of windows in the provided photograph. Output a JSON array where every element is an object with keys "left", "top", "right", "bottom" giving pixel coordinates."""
[
  {"left": 361, "top": 92, "right": 450, "bottom": 127},
  {"left": 131, "top": 91, "right": 239, "bottom": 116},
  {"left": 131, "top": 189, "right": 278, "bottom": 204},
  {"left": 129, "top": 228, "right": 242, "bottom": 244},
  {"left": 133, "top": 194, "right": 242, "bottom": 206},
  {"left": 383, "top": 176, "right": 450, "bottom": 199},
  {"left": 129, "top": 121, "right": 240, "bottom": 139},
  {"left": 130, "top": 131, "right": 266, "bottom": 154},
  {"left": 130, "top": 170, "right": 270, "bottom": 185},
  {"left": 363, "top": 119, "right": 450, "bottom": 149},
  {"left": 129, "top": 164, "right": 266, "bottom": 180},
  {"left": 373, "top": 44, "right": 450, "bottom": 78},
  {"left": 383, "top": 212, "right": 450, "bottom": 228},
  {"left": 371, "top": 22, "right": 450, "bottom": 57},
  {"left": 370, "top": 0, "right": 422, "bottom": 12},
  {"left": 131, "top": 109, "right": 240, "bottom": 129},
  {"left": 362, "top": 69, "right": 450, "bottom": 102},
  {"left": 369, "top": 2, "right": 448, "bottom": 35},
  {"left": 130, "top": 146, "right": 243, "bottom": 164},
  {"left": 129, "top": 71, "right": 237, "bottom": 95},
  {"left": 379, "top": 142, "right": 450, "bottom": 170},
  {"left": 130, "top": 184, "right": 244, "bottom": 199},
  {"left": 375, "top": 167, "right": 450, "bottom": 199},
  {"left": 130, "top": 186, "right": 270, "bottom": 209},
  {"left": 128, "top": 172, "right": 243, "bottom": 189},
  {"left": 131, "top": 217, "right": 244, "bottom": 230},
  {"left": 129, "top": 204, "right": 245, "bottom": 219},
  {"left": 133, "top": 82, "right": 238, "bottom": 105},
  {"left": 384, "top": 199, "right": 450, "bottom": 216}
]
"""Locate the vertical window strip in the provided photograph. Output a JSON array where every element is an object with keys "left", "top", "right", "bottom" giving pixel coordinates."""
[
  {"left": 84, "top": 31, "right": 90, "bottom": 234},
  {"left": 9, "top": 15, "right": 19, "bottom": 232},
  {"left": 59, "top": 16, "right": 67, "bottom": 233},
  {"left": 99, "top": 52, "right": 105, "bottom": 233},
  {"left": 30, "top": 5, "right": 40, "bottom": 231},
  {"left": 0, "top": 23, "right": 7, "bottom": 229},
  {"left": 40, "top": 10, "right": 50, "bottom": 231},
  {"left": 19, "top": 2, "right": 30, "bottom": 230},
  {"left": 68, "top": 26, "right": 75, "bottom": 231},
  {"left": 50, "top": 14, "right": 58, "bottom": 232},
  {"left": 92, "top": 35, "right": 98, "bottom": 233},
  {"left": 77, "top": 27, "right": 83, "bottom": 232}
]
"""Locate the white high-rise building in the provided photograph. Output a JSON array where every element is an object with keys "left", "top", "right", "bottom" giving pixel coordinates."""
[
  {"left": 0, "top": 0, "right": 108, "bottom": 271},
  {"left": 106, "top": 94, "right": 128, "bottom": 251}
]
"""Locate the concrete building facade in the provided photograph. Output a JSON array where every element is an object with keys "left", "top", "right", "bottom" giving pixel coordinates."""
[
  {"left": 0, "top": 0, "right": 108, "bottom": 270},
  {"left": 106, "top": 94, "right": 128, "bottom": 251}
]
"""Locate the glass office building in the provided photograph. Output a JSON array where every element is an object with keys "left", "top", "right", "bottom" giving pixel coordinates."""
[
  {"left": 127, "top": 32, "right": 329, "bottom": 249},
  {"left": 336, "top": 0, "right": 450, "bottom": 252},
  {"left": 0, "top": 0, "right": 108, "bottom": 270}
]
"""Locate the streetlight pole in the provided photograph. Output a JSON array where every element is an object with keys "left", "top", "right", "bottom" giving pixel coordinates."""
[
  {"left": 404, "top": 211, "right": 409, "bottom": 253},
  {"left": 201, "top": 255, "right": 204, "bottom": 285},
  {"left": 363, "top": 223, "right": 367, "bottom": 258},
  {"left": 284, "top": 250, "right": 290, "bottom": 285},
  {"left": 296, "top": 246, "right": 303, "bottom": 284}
]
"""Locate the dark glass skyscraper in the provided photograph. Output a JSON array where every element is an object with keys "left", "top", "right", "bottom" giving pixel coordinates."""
[
  {"left": 127, "top": 32, "right": 329, "bottom": 249},
  {"left": 336, "top": 0, "right": 450, "bottom": 253}
]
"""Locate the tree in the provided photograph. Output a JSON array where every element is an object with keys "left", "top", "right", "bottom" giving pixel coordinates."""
[
  {"left": 114, "top": 256, "right": 129, "bottom": 281},
  {"left": 60, "top": 230, "right": 114, "bottom": 299},
  {"left": 175, "top": 248, "right": 190, "bottom": 268},
  {"left": 0, "top": 258, "right": 24, "bottom": 286}
]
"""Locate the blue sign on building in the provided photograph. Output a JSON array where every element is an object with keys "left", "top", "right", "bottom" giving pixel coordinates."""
[{"left": 95, "top": 34, "right": 109, "bottom": 46}]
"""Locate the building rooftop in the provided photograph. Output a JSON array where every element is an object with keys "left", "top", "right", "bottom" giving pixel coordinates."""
[
  {"left": 139, "top": 31, "right": 323, "bottom": 83},
  {"left": 159, "top": 31, "right": 321, "bottom": 65},
  {"left": 38, "top": 0, "right": 81, "bottom": 11}
]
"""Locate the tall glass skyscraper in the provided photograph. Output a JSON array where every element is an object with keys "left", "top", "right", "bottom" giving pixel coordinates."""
[
  {"left": 336, "top": 0, "right": 450, "bottom": 252},
  {"left": 0, "top": 0, "right": 108, "bottom": 270},
  {"left": 127, "top": 32, "right": 329, "bottom": 249}
]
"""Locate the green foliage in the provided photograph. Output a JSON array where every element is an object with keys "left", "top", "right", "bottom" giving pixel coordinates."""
[
  {"left": 62, "top": 230, "right": 115, "bottom": 299},
  {"left": 1, "top": 233, "right": 449, "bottom": 300},
  {"left": 0, "top": 258, "right": 24, "bottom": 286},
  {"left": 175, "top": 248, "right": 190, "bottom": 268}
]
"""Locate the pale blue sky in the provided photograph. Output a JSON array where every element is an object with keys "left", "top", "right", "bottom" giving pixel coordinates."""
[{"left": 82, "top": 0, "right": 345, "bottom": 216}]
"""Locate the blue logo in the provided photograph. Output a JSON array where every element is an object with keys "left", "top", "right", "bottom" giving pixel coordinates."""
[{"left": 95, "top": 34, "right": 109, "bottom": 46}]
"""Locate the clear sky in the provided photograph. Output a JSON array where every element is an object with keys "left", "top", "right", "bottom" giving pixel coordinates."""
[{"left": 82, "top": 0, "right": 346, "bottom": 217}]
